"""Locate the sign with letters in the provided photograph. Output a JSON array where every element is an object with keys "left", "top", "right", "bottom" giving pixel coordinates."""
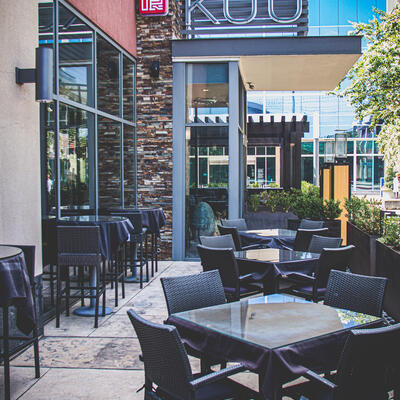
[{"left": 139, "top": 0, "right": 169, "bottom": 16}]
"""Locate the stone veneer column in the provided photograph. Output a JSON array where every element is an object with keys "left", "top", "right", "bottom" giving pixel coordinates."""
[{"left": 136, "top": 0, "right": 182, "bottom": 259}]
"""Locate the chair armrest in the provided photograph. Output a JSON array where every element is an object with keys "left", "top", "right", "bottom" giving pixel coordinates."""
[
  {"left": 304, "top": 370, "right": 338, "bottom": 391},
  {"left": 190, "top": 363, "right": 246, "bottom": 389},
  {"left": 239, "top": 273, "right": 255, "bottom": 283},
  {"left": 284, "top": 272, "right": 315, "bottom": 284},
  {"left": 242, "top": 244, "right": 264, "bottom": 250}
]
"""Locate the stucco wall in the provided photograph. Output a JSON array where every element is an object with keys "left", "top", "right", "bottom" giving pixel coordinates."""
[
  {"left": 0, "top": 0, "right": 42, "bottom": 275},
  {"left": 66, "top": 0, "right": 137, "bottom": 57}
]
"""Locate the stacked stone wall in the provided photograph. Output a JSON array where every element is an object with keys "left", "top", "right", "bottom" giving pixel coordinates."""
[{"left": 136, "top": 0, "right": 182, "bottom": 258}]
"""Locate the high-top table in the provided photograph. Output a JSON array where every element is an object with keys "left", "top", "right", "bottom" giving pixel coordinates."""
[
  {"left": 239, "top": 228, "right": 296, "bottom": 249},
  {"left": 167, "top": 294, "right": 382, "bottom": 400}
]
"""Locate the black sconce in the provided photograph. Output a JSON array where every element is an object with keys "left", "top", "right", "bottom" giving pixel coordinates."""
[
  {"left": 15, "top": 47, "right": 53, "bottom": 103},
  {"left": 149, "top": 60, "right": 160, "bottom": 79}
]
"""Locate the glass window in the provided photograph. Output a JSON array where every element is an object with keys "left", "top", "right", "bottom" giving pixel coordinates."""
[
  {"left": 247, "top": 147, "right": 255, "bottom": 156},
  {"left": 320, "top": 0, "right": 339, "bottom": 28},
  {"left": 186, "top": 64, "right": 228, "bottom": 124},
  {"left": 98, "top": 117, "right": 121, "bottom": 207},
  {"left": 256, "top": 147, "right": 266, "bottom": 155},
  {"left": 356, "top": 156, "right": 373, "bottom": 190},
  {"left": 267, "top": 147, "right": 276, "bottom": 155},
  {"left": 301, "top": 157, "right": 313, "bottom": 183},
  {"left": 123, "top": 56, "right": 135, "bottom": 122},
  {"left": 339, "top": 0, "right": 357, "bottom": 26},
  {"left": 256, "top": 157, "right": 266, "bottom": 185},
  {"left": 266, "top": 157, "right": 276, "bottom": 183},
  {"left": 301, "top": 142, "right": 314, "bottom": 155},
  {"left": 358, "top": 0, "right": 375, "bottom": 23},
  {"left": 347, "top": 140, "right": 354, "bottom": 154},
  {"left": 124, "top": 125, "right": 135, "bottom": 206},
  {"left": 97, "top": 35, "right": 121, "bottom": 117},
  {"left": 59, "top": 104, "right": 93, "bottom": 208},
  {"left": 374, "top": 141, "right": 381, "bottom": 154},
  {"left": 58, "top": 5, "right": 94, "bottom": 106},
  {"left": 374, "top": 156, "right": 384, "bottom": 189},
  {"left": 356, "top": 140, "right": 373, "bottom": 154}
]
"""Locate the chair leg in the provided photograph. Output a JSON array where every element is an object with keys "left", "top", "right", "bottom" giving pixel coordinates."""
[
  {"left": 94, "top": 266, "right": 100, "bottom": 328},
  {"left": 49, "top": 264, "right": 55, "bottom": 307},
  {"left": 56, "top": 267, "right": 61, "bottom": 328},
  {"left": 114, "top": 257, "right": 118, "bottom": 308},
  {"left": 65, "top": 271, "right": 70, "bottom": 317},
  {"left": 33, "top": 323, "right": 41, "bottom": 379},
  {"left": 120, "top": 249, "right": 125, "bottom": 299},
  {"left": 79, "top": 268, "right": 84, "bottom": 307},
  {"left": 154, "top": 234, "right": 158, "bottom": 273},
  {"left": 3, "top": 305, "right": 11, "bottom": 400}
]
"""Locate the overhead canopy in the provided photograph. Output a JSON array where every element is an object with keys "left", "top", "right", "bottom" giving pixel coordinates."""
[{"left": 172, "top": 36, "right": 362, "bottom": 91}]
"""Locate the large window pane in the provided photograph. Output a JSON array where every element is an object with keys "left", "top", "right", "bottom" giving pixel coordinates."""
[
  {"left": 374, "top": 156, "right": 384, "bottom": 190},
  {"left": 98, "top": 117, "right": 121, "bottom": 207},
  {"left": 124, "top": 125, "right": 135, "bottom": 206},
  {"left": 123, "top": 56, "right": 135, "bottom": 122},
  {"left": 356, "top": 156, "right": 372, "bottom": 190},
  {"left": 186, "top": 126, "right": 228, "bottom": 257},
  {"left": 186, "top": 64, "right": 228, "bottom": 124},
  {"left": 97, "top": 36, "right": 121, "bottom": 117},
  {"left": 59, "top": 104, "right": 93, "bottom": 208},
  {"left": 58, "top": 5, "right": 93, "bottom": 106},
  {"left": 301, "top": 157, "right": 313, "bottom": 183}
]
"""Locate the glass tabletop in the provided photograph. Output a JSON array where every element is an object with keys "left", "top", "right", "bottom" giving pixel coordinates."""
[
  {"left": 240, "top": 229, "right": 296, "bottom": 237},
  {"left": 172, "top": 294, "right": 380, "bottom": 350},
  {"left": 58, "top": 215, "right": 127, "bottom": 222},
  {"left": 235, "top": 248, "right": 319, "bottom": 262},
  {"left": 0, "top": 245, "right": 22, "bottom": 260}
]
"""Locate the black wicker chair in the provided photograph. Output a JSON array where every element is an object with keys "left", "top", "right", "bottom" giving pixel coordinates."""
[
  {"left": 324, "top": 270, "right": 387, "bottom": 317},
  {"left": 283, "top": 245, "right": 356, "bottom": 303},
  {"left": 127, "top": 309, "right": 260, "bottom": 400},
  {"left": 217, "top": 225, "right": 260, "bottom": 251},
  {"left": 56, "top": 226, "right": 106, "bottom": 328},
  {"left": 221, "top": 218, "right": 248, "bottom": 231},
  {"left": 0, "top": 245, "right": 40, "bottom": 400},
  {"left": 283, "top": 324, "right": 400, "bottom": 400},
  {"left": 293, "top": 228, "right": 329, "bottom": 252},
  {"left": 299, "top": 219, "right": 324, "bottom": 229},
  {"left": 307, "top": 234, "right": 343, "bottom": 254},
  {"left": 197, "top": 245, "right": 264, "bottom": 302},
  {"left": 199, "top": 234, "right": 235, "bottom": 249},
  {"left": 161, "top": 270, "right": 227, "bottom": 373}
]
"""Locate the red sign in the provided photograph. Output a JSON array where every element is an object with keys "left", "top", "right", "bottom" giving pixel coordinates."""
[{"left": 139, "top": 0, "right": 169, "bottom": 16}]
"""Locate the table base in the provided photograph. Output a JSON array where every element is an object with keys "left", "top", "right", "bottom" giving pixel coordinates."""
[{"left": 74, "top": 306, "right": 112, "bottom": 316}]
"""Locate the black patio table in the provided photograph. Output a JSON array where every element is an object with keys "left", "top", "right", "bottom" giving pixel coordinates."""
[
  {"left": 239, "top": 228, "right": 296, "bottom": 249},
  {"left": 167, "top": 294, "right": 382, "bottom": 400},
  {"left": 235, "top": 248, "right": 319, "bottom": 293}
]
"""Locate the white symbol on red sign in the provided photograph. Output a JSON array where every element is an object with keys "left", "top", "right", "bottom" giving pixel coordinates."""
[{"left": 139, "top": 0, "right": 169, "bottom": 16}]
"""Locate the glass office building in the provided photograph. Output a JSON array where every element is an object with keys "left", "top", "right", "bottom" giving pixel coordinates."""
[{"left": 247, "top": 0, "right": 386, "bottom": 192}]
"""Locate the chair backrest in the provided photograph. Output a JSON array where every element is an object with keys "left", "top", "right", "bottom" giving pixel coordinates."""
[
  {"left": 299, "top": 219, "right": 324, "bottom": 229},
  {"left": 335, "top": 324, "right": 400, "bottom": 399},
  {"left": 324, "top": 270, "right": 387, "bottom": 317},
  {"left": 221, "top": 218, "right": 248, "bottom": 231},
  {"left": 127, "top": 309, "right": 194, "bottom": 399},
  {"left": 217, "top": 225, "right": 241, "bottom": 251},
  {"left": 314, "top": 245, "right": 355, "bottom": 293},
  {"left": 293, "top": 228, "right": 329, "bottom": 252},
  {"left": 57, "top": 226, "right": 101, "bottom": 266},
  {"left": 197, "top": 245, "right": 240, "bottom": 300},
  {"left": 199, "top": 234, "right": 235, "bottom": 249},
  {"left": 307, "top": 234, "right": 343, "bottom": 254},
  {"left": 161, "top": 270, "right": 226, "bottom": 315}
]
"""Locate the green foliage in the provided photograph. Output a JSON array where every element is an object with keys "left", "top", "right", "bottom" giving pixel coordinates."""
[
  {"left": 301, "top": 181, "right": 320, "bottom": 197},
  {"left": 268, "top": 182, "right": 279, "bottom": 188},
  {"left": 385, "top": 167, "right": 396, "bottom": 189},
  {"left": 261, "top": 190, "right": 291, "bottom": 212},
  {"left": 249, "top": 182, "right": 260, "bottom": 188},
  {"left": 345, "top": 197, "right": 382, "bottom": 236},
  {"left": 381, "top": 216, "right": 400, "bottom": 249},
  {"left": 322, "top": 199, "right": 343, "bottom": 220},
  {"left": 290, "top": 188, "right": 325, "bottom": 220},
  {"left": 335, "top": 4, "right": 400, "bottom": 172},
  {"left": 248, "top": 194, "right": 261, "bottom": 212}
]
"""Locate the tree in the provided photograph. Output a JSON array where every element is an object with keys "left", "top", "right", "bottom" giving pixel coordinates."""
[{"left": 336, "top": 4, "right": 400, "bottom": 172}]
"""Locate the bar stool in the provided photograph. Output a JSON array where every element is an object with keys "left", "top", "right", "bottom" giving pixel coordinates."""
[{"left": 0, "top": 245, "right": 40, "bottom": 400}]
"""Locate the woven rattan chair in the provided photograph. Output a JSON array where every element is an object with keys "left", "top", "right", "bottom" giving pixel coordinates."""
[
  {"left": 0, "top": 245, "right": 40, "bottom": 400},
  {"left": 293, "top": 228, "right": 329, "bottom": 252},
  {"left": 299, "top": 219, "right": 324, "bottom": 229},
  {"left": 284, "top": 245, "right": 356, "bottom": 302},
  {"left": 324, "top": 270, "right": 387, "bottom": 317},
  {"left": 221, "top": 218, "right": 248, "bottom": 231},
  {"left": 161, "top": 270, "right": 227, "bottom": 373},
  {"left": 127, "top": 309, "right": 259, "bottom": 400},
  {"left": 283, "top": 324, "right": 400, "bottom": 400},
  {"left": 307, "top": 234, "right": 343, "bottom": 253},
  {"left": 197, "top": 245, "right": 263, "bottom": 302},
  {"left": 199, "top": 234, "right": 235, "bottom": 249},
  {"left": 56, "top": 226, "right": 106, "bottom": 328},
  {"left": 217, "top": 225, "right": 260, "bottom": 251}
]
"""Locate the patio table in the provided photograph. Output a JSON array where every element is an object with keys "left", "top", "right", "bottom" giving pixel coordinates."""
[
  {"left": 58, "top": 215, "right": 134, "bottom": 316},
  {"left": 167, "top": 294, "right": 382, "bottom": 400},
  {"left": 235, "top": 248, "right": 319, "bottom": 293},
  {"left": 239, "top": 228, "right": 296, "bottom": 249}
]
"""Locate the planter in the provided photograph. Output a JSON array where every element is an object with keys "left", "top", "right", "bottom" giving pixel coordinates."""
[
  {"left": 381, "top": 188, "right": 395, "bottom": 200},
  {"left": 287, "top": 218, "right": 341, "bottom": 237},
  {"left": 376, "top": 240, "right": 400, "bottom": 321},
  {"left": 346, "top": 221, "right": 378, "bottom": 276},
  {"left": 243, "top": 211, "right": 297, "bottom": 230}
]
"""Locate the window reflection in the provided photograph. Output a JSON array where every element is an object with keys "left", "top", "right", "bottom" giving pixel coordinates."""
[
  {"left": 124, "top": 125, "right": 135, "bottom": 206},
  {"left": 123, "top": 56, "right": 135, "bottom": 122},
  {"left": 58, "top": 5, "right": 93, "bottom": 106}
]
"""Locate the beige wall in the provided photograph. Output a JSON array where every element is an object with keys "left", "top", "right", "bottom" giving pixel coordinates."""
[
  {"left": 387, "top": 0, "right": 398, "bottom": 12},
  {"left": 0, "top": 0, "right": 42, "bottom": 275}
]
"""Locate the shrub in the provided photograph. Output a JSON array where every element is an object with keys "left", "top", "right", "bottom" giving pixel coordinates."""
[
  {"left": 322, "top": 199, "right": 342, "bottom": 220},
  {"left": 343, "top": 196, "right": 363, "bottom": 223},
  {"left": 352, "top": 198, "right": 381, "bottom": 236},
  {"left": 248, "top": 194, "right": 260, "bottom": 212},
  {"left": 381, "top": 216, "right": 400, "bottom": 250},
  {"left": 261, "top": 190, "right": 291, "bottom": 212}
]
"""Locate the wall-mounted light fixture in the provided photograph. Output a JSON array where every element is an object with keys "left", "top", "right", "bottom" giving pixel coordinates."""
[
  {"left": 15, "top": 47, "right": 53, "bottom": 103},
  {"left": 149, "top": 60, "right": 160, "bottom": 79}
]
